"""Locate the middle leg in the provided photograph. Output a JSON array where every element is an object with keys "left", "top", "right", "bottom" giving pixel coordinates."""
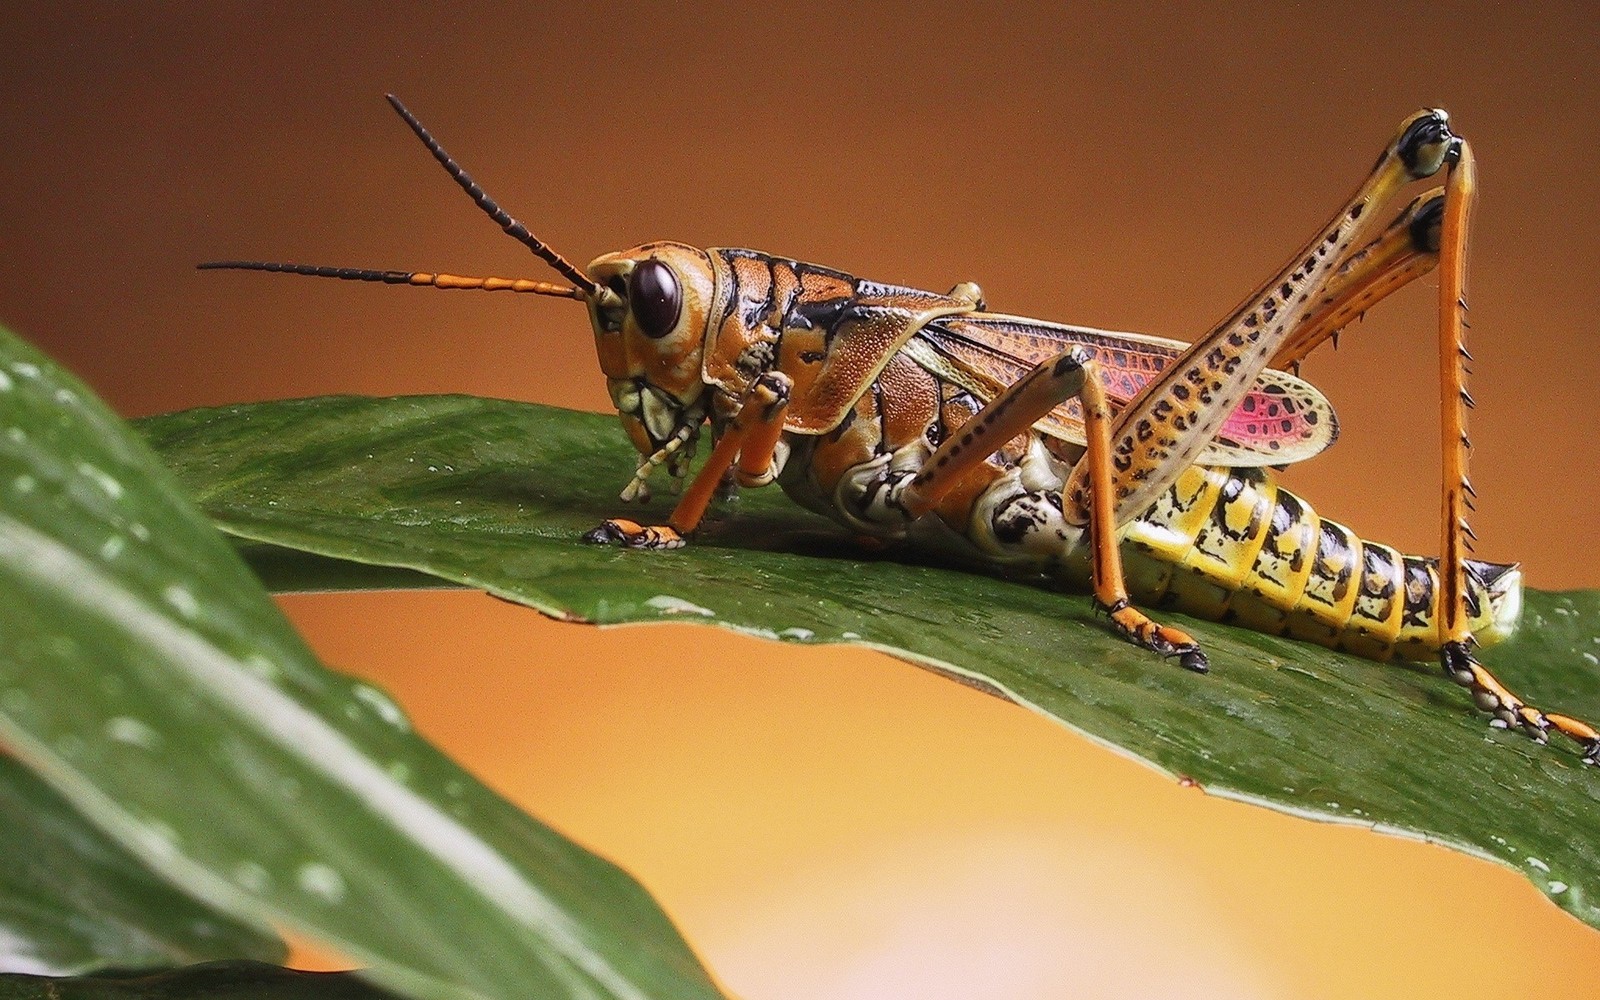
[{"left": 898, "top": 345, "right": 1209, "bottom": 671}]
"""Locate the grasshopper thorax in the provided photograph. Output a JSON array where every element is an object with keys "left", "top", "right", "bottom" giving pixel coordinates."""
[{"left": 584, "top": 241, "right": 718, "bottom": 460}]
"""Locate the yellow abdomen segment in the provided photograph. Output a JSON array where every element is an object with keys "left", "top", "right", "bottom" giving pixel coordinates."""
[{"left": 1118, "top": 466, "right": 1518, "bottom": 661}]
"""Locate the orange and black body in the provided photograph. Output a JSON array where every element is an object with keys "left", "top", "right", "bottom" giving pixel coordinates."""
[
  {"left": 600, "top": 244, "right": 1520, "bottom": 663},
  {"left": 202, "top": 96, "right": 1598, "bottom": 763}
]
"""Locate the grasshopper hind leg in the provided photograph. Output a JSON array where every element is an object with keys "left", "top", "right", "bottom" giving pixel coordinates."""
[{"left": 1424, "top": 140, "right": 1598, "bottom": 762}]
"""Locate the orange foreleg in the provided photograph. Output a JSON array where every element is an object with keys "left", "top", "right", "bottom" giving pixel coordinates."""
[{"left": 586, "top": 372, "right": 792, "bottom": 549}]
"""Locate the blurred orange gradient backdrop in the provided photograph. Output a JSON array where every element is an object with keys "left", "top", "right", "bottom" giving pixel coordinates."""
[{"left": 4, "top": 5, "right": 1600, "bottom": 999}]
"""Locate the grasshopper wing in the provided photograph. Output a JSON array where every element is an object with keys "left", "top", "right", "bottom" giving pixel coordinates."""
[{"left": 907, "top": 314, "right": 1338, "bottom": 467}]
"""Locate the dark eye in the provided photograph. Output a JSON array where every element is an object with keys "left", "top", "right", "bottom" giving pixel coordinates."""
[{"left": 628, "top": 259, "right": 681, "bottom": 339}]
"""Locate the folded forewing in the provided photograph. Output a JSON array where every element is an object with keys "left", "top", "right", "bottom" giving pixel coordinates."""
[{"left": 909, "top": 314, "right": 1338, "bottom": 467}]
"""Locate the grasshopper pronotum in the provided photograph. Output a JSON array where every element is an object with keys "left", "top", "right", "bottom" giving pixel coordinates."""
[{"left": 202, "top": 96, "right": 1600, "bottom": 763}]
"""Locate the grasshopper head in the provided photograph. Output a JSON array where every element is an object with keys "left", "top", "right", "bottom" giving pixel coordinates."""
[
  {"left": 583, "top": 242, "right": 718, "bottom": 461},
  {"left": 205, "top": 98, "right": 725, "bottom": 499}
]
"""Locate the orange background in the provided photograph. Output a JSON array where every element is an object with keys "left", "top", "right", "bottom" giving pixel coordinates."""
[{"left": 5, "top": 5, "right": 1600, "bottom": 997}]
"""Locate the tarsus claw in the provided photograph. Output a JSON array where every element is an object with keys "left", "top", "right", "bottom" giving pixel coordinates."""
[
  {"left": 583, "top": 520, "right": 629, "bottom": 544},
  {"left": 1177, "top": 649, "right": 1210, "bottom": 674}
]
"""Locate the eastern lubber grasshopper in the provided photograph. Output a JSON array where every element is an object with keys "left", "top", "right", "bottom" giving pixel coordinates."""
[{"left": 202, "top": 96, "right": 1600, "bottom": 764}]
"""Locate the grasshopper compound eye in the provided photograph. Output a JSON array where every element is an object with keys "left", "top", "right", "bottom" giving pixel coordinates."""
[{"left": 629, "top": 258, "right": 682, "bottom": 338}]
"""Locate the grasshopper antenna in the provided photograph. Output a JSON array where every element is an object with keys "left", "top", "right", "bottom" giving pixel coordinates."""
[
  {"left": 195, "top": 260, "right": 585, "bottom": 299},
  {"left": 383, "top": 94, "right": 604, "bottom": 301}
]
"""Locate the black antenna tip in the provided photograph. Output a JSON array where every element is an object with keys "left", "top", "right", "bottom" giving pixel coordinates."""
[
  {"left": 194, "top": 260, "right": 416, "bottom": 284},
  {"left": 378, "top": 92, "right": 599, "bottom": 297},
  {"left": 385, "top": 93, "right": 421, "bottom": 132}
]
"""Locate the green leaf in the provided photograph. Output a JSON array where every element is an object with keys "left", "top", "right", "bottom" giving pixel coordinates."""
[
  {"left": 0, "top": 329, "right": 724, "bottom": 1000},
  {"left": 139, "top": 394, "right": 1600, "bottom": 930},
  {"left": 0, "top": 961, "right": 395, "bottom": 1000},
  {"left": 0, "top": 753, "right": 285, "bottom": 975}
]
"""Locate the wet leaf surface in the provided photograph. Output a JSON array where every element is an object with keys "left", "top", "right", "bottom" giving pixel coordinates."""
[{"left": 0, "top": 754, "right": 285, "bottom": 975}]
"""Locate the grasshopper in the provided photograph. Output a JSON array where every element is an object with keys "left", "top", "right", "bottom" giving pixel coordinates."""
[{"left": 203, "top": 95, "right": 1600, "bottom": 763}]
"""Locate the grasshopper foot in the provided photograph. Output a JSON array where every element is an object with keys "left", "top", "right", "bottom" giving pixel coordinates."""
[
  {"left": 1098, "top": 599, "right": 1210, "bottom": 673},
  {"left": 583, "top": 518, "right": 685, "bottom": 550},
  {"left": 1441, "top": 641, "right": 1600, "bottom": 759}
]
